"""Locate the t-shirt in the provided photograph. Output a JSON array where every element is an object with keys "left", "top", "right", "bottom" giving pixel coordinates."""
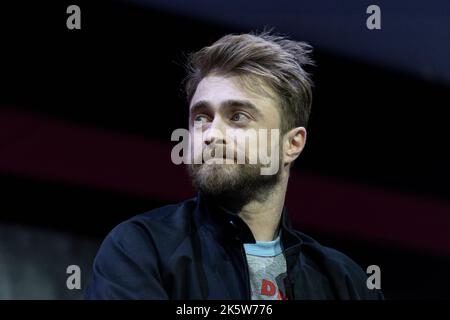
[{"left": 243, "top": 232, "right": 288, "bottom": 300}]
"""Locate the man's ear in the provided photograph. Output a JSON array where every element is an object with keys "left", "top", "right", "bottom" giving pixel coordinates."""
[{"left": 283, "top": 127, "right": 307, "bottom": 166}]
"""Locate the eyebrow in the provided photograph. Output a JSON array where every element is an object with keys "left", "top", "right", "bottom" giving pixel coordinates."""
[{"left": 190, "top": 99, "right": 263, "bottom": 117}]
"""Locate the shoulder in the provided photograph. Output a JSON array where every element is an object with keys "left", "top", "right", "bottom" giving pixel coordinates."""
[
  {"left": 86, "top": 200, "right": 198, "bottom": 299},
  {"left": 101, "top": 197, "right": 197, "bottom": 258},
  {"left": 295, "top": 231, "right": 384, "bottom": 299},
  {"left": 112, "top": 197, "right": 196, "bottom": 236}
]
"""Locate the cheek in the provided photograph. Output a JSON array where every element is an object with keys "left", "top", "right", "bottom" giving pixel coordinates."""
[
  {"left": 230, "top": 130, "right": 256, "bottom": 152},
  {"left": 188, "top": 130, "right": 203, "bottom": 161}
]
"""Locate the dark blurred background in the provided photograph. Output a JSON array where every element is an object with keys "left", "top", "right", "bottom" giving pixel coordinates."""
[{"left": 0, "top": 0, "right": 449, "bottom": 299}]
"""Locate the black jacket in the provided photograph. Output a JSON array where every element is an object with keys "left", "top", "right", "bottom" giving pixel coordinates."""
[{"left": 85, "top": 192, "right": 383, "bottom": 300}]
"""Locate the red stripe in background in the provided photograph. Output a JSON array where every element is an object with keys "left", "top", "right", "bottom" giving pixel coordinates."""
[{"left": 1, "top": 108, "right": 449, "bottom": 255}]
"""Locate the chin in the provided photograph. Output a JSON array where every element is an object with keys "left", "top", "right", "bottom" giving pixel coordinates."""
[
  {"left": 192, "top": 164, "right": 237, "bottom": 194},
  {"left": 199, "top": 163, "right": 238, "bottom": 182}
]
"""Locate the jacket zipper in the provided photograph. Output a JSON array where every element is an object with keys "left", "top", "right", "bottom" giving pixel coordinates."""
[
  {"left": 240, "top": 244, "right": 252, "bottom": 300},
  {"left": 282, "top": 244, "right": 303, "bottom": 300}
]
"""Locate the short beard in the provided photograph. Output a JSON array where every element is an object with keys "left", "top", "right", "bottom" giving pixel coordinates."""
[{"left": 187, "top": 161, "right": 282, "bottom": 206}]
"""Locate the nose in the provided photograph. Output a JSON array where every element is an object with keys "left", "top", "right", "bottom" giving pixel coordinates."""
[{"left": 204, "top": 116, "right": 227, "bottom": 146}]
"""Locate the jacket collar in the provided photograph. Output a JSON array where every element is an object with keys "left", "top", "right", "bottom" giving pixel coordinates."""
[{"left": 194, "top": 191, "right": 303, "bottom": 251}]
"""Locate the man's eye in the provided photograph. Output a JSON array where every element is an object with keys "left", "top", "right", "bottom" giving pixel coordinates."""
[
  {"left": 231, "top": 112, "right": 249, "bottom": 122},
  {"left": 194, "top": 115, "right": 209, "bottom": 123}
]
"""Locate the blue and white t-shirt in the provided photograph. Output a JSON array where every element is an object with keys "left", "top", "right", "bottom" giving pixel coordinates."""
[{"left": 243, "top": 233, "right": 288, "bottom": 300}]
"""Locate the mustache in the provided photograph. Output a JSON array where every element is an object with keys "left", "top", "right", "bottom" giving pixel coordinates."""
[{"left": 199, "top": 144, "right": 248, "bottom": 163}]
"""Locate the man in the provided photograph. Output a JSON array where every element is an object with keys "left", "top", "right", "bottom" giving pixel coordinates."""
[{"left": 85, "top": 31, "right": 384, "bottom": 300}]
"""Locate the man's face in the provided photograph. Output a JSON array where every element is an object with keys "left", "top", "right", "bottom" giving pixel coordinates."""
[{"left": 187, "top": 73, "right": 283, "bottom": 201}]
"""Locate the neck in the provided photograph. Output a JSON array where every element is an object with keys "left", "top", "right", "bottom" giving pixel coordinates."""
[
  {"left": 201, "top": 167, "right": 291, "bottom": 242},
  {"left": 236, "top": 174, "right": 289, "bottom": 242}
]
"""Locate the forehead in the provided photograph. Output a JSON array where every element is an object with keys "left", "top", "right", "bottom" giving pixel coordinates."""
[{"left": 189, "top": 74, "right": 276, "bottom": 111}]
